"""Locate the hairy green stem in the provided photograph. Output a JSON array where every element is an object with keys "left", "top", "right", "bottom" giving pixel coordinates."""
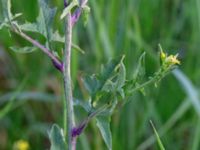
[
  {"left": 127, "top": 66, "right": 174, "bottom": 96},
  {"left": 129, "top": 77, "right": 157, "bottom": 94},
  {"left": 63, "top": 11, "right": 76, "bottom": 150}
]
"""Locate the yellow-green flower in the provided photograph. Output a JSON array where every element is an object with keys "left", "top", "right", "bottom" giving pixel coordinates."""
[
  {"left": 13, "top": 140, "right": 29, "bottom": 150},
  {"left": 165, "top": 54, "right": 180, "bottom": 65},
  {"left": 159, "top": 44, "right": 180, "bottom": 65}
]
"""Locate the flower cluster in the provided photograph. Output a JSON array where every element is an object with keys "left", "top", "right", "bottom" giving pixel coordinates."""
[{"left": 159, "top": 45, "right": 180, "bottom": 67}]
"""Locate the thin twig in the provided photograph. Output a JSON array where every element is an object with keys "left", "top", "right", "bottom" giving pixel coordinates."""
[
  {"left": 71, "top": 103, "right": 110, "bottom": 138},
  {"left": 12, "top": 28, "right": 63, "bottom": 71}
]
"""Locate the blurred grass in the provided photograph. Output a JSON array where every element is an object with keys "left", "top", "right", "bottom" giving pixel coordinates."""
[{"left": 0, "top": 0, "right": 200, "bottom": 149}]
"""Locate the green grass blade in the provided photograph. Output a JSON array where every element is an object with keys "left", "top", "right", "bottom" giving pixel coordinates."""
[
  {"left": 192, "top": 119, "right": 200, "bottom": 150},
  {"left": 0, "top": 78, "right": 27, "bottom": 119},
  {"left": 173, "top": 69, "right": 200, "bottom": 116},
  {"left": 138, "top": 99, "right": 190, "bottom": 150},
  {"left": 150, "top": 120, "right": 165, "bottom": 150}
]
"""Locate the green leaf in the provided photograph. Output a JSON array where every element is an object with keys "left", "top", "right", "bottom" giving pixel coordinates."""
[
  {"left": 50, "top": 30, "right": 65, "bottom": 43},
  {"left": 60, "top": 0, "right": 79, "bottom": 19},
  {"left": 82, "top": 5, "right": 90, "bottom": 25},
  {"left": 10, "top": 46, "right": 37, "bottom": 53},
  {"left": 83, "top": 56, "right": 124, "bottom": 103},
  {"left": 0, "top": 0, "right": 22, "bottom": 29},
  {"left": 83, "top": 75, "right": 100, "bottom": 97},
  {"left": 100, "top": 99, "right": 118, "bottom": 116},
  {"left": 96, "top": 116, "right": 112, "bottom": 150},
  {"left": 133, "top": 52, "right": 146, "bottom": 81},
  {"left": 115, "top": 62, "right": 126, "bottom": 90},
  {"left": 11, "top": 13, "right": 22, "bottom": 19},
  {"left": 74, "top": 98, "right": 92, "bottom": 112},
  {"left": 0, "top": 13, "right": 22, "bottom": 30},
  {"left": 150, "top": 120, "right": 165, "bottom": 150},
  {"left": 102, "top": 80, "right": 115, "bottom": 92},
  {"left": 101, "top": 61, "right": 126, "bottom": 98},
  {"left": 72, "top": 43, "right": 85, "bottom": 54},
  {"left": 19, "top": 0, "right": 56, "bottom": 48},
  {"left": 50, "top": 31, "right": 85, "bottom": 53},
  {"left": 99, "top": 56, "right": 123, "bottom": 91},
  {"left": 49, "top": 124, "right": 67, "bottom": 150},
  {"left": 19, "top": 22, "right": 38, "bottom": 33},
  {"left": 1, "top": 0, "right": 12, "bottom": 20},
  {"left": 0, "top": 0, "right": 21, "bottom": 30},
  {"left": 100, "top": 57, "right": 124, "bottom": 94},
  {"left": 39, "top": 0, "right": 56, "bottom": 43}
]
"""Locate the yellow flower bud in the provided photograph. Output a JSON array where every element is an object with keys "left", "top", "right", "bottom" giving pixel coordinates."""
[{"left": 160, "top": 51, "right": 166, "bottom": 60}]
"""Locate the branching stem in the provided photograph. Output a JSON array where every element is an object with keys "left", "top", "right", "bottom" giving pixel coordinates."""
[{"left": 12, "top": 28, "right": 63, "bottom": 71}]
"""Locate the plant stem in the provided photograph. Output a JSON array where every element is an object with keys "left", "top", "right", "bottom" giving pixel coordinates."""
[
  {"left": 71, "top": 103, "right": 110, "bottom": 137},
  {"left": 126, "top": 67, "right": 171, "bottom": 96},
  {"left": 12, "top": 29, "right": 62, "bottom": 68},
  {"left": 63, "top": 10, "right": 76, "bottom": 150},
  {"left": 128, "top": 77, "right": 157, "bottom": 94}
]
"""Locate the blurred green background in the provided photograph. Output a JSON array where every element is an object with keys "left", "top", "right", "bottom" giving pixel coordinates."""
[{"left": 0, "top": 0, "right": 200, "bottom": 149}]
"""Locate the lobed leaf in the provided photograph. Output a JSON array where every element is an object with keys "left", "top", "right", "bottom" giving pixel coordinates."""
[
  {"left": 101, "top": 61, "right": 126, "bottom": 99},
  {"left": 0, "top": 0, "right": 22, "bottom": 30},
  {"left": 50, "top": 30, "right": 65, "bottom": 43},
  {"left": 50, "top": 31, "right": 85, "bottom": 53},
  {"left": 1, "top": 0, "right": 12, "bottom": 20},
  {"left": 114, "top": 62, "right": 126, "bottom": 98},
  {"left": 96, "top": 116, "right": 112, "bottom": 150},
  {"left": 72, "top": 43, "right": 85, "bottom": 54},
  {"left": 10, "top": 46, "right": 37, "bottom": 53},
  {"left": 82, "top": 56, "right": 125, "bottom": 104},
  {"left": 49, "top": 124, "right": 67, "bottom": 150},
  {"left": 99, "top": 56, "right": 123, "bottom": 91},
  {"left": 73, "top": 98, "right": 92, "bottom": 112},
  {"left": 82, "top": 5, "right": 90, "bottom": 25},
  {"left": 83, "top": 75, "right": 100, "bottom": 97},
  {"left": 19, "top": 0, "right": 57, "bottom": 48},
  {"left": 132, "top": 52, "right": 146, "bottom": 81},
  {"left": 19, "top": 23, "right": 38, "bottom": 33},
  {"left": 98, "top": 99, "right": 118, "bottom": 116},
  {"left": 60, "top": 0, "right": 79, "bottom": 19}
]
